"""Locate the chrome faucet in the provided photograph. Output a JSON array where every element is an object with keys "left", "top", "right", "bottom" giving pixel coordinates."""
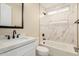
[{"left": 12, "top": 30, "right": 16, "bottom": 39}]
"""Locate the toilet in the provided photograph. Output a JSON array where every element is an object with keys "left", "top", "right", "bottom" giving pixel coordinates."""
[{"left": 36, "top": 46, "right": 49, "bottom": 56}]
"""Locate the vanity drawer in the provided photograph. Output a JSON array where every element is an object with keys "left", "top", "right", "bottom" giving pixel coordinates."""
[{"left": 0, "top": 42, "right": 36, "bottom": 56}]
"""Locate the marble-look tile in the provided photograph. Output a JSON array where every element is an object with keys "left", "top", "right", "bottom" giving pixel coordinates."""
[{"left": 40, "top": 4, "right": 77, "bottom": 45}]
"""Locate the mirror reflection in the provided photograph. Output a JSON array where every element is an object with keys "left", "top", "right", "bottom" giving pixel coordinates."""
[{"left": 0, "top": 3, "right": 22, "bottom": 26}]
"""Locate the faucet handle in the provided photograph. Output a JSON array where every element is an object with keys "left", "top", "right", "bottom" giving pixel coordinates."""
[
  {"left": 42, "top": 33, "right": 45, "bottom": 37},
  {"left": 17, "top": 34, "right": 20, "bottom": 38},
  {"left": 5, "top": 35, "right": 10, "bottom": 40}
]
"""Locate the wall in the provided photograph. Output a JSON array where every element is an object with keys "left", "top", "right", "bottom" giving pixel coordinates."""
[
  {"left": 23, "top": 3, "right": 39, "bottom": 38},
  {"left": 40, "top": 3, "right": 77, "bottom": 45},
  {"left": 0, "top": 3, "right": 40, "bottom": 41}
]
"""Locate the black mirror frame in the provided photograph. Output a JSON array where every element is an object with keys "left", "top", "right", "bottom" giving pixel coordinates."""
[{"left": 0, "top": 3, "right": 24, "bottom": 29}]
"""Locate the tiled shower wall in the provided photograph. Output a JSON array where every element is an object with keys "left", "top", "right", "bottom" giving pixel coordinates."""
[{"left": 40, "top": 4, "right": 77, "bottom": 45}]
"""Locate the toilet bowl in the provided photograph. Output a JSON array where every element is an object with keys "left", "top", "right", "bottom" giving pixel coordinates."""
[{"left": 36, "top": 46, "right": 49, "bottom": 56}]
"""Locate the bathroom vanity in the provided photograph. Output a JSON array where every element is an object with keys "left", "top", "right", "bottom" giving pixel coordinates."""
[{"left": 0, "top": 36, "right": 37, "bottom": 56}]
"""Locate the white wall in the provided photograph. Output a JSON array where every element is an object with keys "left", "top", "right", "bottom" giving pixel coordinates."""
[{"left": 23, "top": 3, "right": 39, "bottom": 38}]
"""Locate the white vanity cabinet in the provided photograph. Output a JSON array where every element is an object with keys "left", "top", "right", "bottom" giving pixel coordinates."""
[{"left": 0, "top": 42, "right": 36, "bottom": 56}]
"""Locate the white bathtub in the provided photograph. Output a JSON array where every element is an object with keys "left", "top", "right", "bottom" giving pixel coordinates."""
[{"left": 40, "top": 40, "right": 78, "bottom": 56}]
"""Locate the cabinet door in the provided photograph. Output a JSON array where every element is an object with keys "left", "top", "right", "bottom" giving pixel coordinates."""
[
  {"left": 0, "top": 42, "right": 36, "bottom": 56},
  {"left": 23, "top": 48, "right": 36, "bottom": 56}
]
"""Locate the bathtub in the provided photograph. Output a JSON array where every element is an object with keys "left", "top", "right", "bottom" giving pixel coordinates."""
[{"left": 40, "top": 40, "right": 78, "bottom": 56}]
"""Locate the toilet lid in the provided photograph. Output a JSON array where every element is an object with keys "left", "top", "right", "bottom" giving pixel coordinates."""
[{"left": 37, "top": 46, "right": 49, "bottom": 52}]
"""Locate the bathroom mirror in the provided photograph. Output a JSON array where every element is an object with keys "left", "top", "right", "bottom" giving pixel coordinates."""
[{"left": 0, "top": 3, "right": 24, "bottom": 29}]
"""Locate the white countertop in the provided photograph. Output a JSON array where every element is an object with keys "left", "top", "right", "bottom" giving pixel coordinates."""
[{"left": 0, "top": 36, "right": 36, "bottom": 54}]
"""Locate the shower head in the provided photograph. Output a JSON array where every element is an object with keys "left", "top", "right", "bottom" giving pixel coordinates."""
[{"left": 43, "top": 12, "right": 46, "bottom": 15}]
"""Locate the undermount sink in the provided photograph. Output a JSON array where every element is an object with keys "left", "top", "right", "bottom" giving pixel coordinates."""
[{"left": 0, "top": 36, "right": 36, "bottom": 55}]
